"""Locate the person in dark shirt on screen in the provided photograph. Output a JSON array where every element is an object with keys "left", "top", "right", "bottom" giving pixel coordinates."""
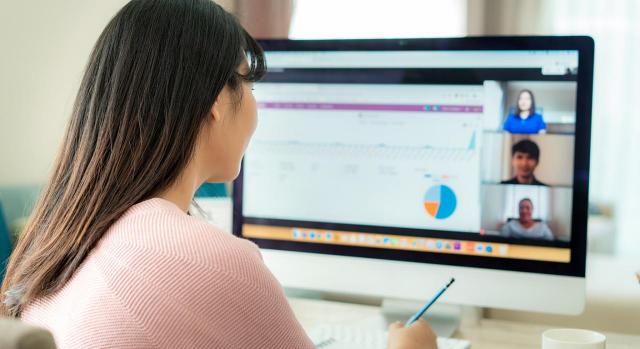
[{"left": 501, "top": 139, "right": 548, "bottom": 186}]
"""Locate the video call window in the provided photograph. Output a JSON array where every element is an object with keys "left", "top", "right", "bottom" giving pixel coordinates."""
[{"left": 481, "top": 81, "right": 576, "bottom": 243}]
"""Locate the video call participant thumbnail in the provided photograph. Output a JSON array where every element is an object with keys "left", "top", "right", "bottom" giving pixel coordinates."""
[
  {"left": 501, "top": 198, "right": 554, "bottom": 241},
  {"left": 501, "top": 139, "right": 548, "bottom": 186},
  {"left": 503, "top": 89, "right": 547, "bottom": 134}
]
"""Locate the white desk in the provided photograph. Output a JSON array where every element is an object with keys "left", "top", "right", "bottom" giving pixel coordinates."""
[{"left": 288, "top": 297, "right": 640, "bottom": 349}]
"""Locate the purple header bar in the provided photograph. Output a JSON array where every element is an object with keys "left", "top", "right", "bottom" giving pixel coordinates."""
[{"left": 258, "top": 102, "right": 483, "bottom": 113}]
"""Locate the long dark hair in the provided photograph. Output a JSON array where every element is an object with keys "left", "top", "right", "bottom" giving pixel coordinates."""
[
  {"left": 514, "top": 89, "right": 536, "bottom": 117},
  {"left": 1, "top": 0, "right": 265, "bottom": 317}
]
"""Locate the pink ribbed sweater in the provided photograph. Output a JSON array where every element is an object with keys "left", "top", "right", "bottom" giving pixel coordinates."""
[{"left": 22, "top": 198, "right": 315, "bottom": 349}]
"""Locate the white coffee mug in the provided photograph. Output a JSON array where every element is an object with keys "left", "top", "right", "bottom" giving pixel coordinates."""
[{"left": 542, "top": 328, "right": 606, "bottom": 349}]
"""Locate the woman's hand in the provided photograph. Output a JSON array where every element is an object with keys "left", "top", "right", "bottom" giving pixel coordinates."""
[{"left": 387, "top": 319, "right": 438, "bottom": 349}]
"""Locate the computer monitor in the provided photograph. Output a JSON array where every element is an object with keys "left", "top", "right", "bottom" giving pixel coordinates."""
[{"left": 233, "top": 37, "right": 594, "bottom": 316}]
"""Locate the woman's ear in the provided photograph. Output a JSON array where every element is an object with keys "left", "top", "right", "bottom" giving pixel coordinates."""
[
  {"left": 210, "top": 86, "right": 232, "bottom": 122},
  {"left": 210, "top": 101, "right": 222, "bottom": 122}
]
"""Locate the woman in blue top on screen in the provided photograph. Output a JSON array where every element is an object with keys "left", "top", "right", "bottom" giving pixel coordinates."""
[{"left": 503, "top": 89, "right": 547, "bottom": 134}]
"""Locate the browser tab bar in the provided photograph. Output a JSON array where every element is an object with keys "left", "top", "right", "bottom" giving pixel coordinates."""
[{"left": 265, "top": 50, "right": 579, "bottom": 69}]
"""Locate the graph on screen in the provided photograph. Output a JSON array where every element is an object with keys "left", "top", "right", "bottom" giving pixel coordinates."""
[
  {"left": 424, "top": 185, "right": 458, "bottom": 219},
  {"left": 243, "top": 83, "right": 484, "bottom": 233}
]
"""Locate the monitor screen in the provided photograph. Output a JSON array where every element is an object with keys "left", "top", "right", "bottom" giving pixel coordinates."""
[{"left": 234, "top": 38, "right": 592, "bottom": 277}]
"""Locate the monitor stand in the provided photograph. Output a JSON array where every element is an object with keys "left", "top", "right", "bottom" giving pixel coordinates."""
[{"left": 352, "top": 298, "right": 482, "bottom": 337}]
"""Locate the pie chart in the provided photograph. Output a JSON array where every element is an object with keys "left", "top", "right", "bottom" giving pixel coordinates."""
[{"left": 423, "top": 185, "right": 457, "bottom": 219}]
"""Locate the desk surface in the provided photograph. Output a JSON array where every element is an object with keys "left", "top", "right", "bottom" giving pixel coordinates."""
[{"left": 288, "top": 297, "right": 640, "bottom": 349}]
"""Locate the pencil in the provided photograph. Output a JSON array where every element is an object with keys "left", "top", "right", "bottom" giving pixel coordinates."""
[{"left": 405, "top": 278, "right": 455, "bottom": 326}]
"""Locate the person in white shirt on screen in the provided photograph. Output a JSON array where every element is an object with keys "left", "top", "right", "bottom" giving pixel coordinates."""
[{"left": 501, "top": 198, "right": 554, "bottom": 240}]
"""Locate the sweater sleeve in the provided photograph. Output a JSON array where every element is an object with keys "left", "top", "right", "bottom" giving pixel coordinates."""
[
  {"left": 208, "top": 262, "right": 316, "bottom": 349},
  {"left": 97, "top": 227, "right": 315, "bottom": 349},
  {"left": 193, "top": 241, "right": 317, "bottom": 349}
]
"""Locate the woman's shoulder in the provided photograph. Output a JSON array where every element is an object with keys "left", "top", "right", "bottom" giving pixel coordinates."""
[
  {"left": 505, "top": 112, "right": 519, "bottom": 119},
  {"left": 89, "top": 198, "right": 274, "bottom": 311},
  {"left": 98, "top": 198, "right": 262, "bottom": 273},
  {"left": 528, "top": 112, "right": 545, "bottom": 125}
]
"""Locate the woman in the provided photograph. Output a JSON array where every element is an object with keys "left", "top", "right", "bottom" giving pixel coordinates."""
[
  {"left": 0, "top": 1, "right": 436, "bottom": 348},
  {"left": 501, "top": 198, "right": 554, "bottom": 240},
  {"left": 502, "top": 89, "right": 547, "bottom": 134}
]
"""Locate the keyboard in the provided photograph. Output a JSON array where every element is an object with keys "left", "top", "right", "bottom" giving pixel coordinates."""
[{"left": 309, "top": 324, "right": 470, "bottom": 349}]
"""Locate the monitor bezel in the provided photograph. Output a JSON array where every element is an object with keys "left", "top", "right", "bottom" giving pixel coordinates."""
[{"left": 233, "top": 36, "right": 594, "bottom": 278}]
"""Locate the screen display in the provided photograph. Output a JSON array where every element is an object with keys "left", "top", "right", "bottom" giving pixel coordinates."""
[{"left": 236, "top": 44, "right": 589, "bottom": 275}]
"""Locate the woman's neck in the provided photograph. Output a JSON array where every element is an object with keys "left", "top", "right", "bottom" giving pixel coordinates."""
[
  {"left": 519, "top": 110, "right": 531, "bottom": 118},
  {"left": 158, "top": 164, "right": 203, "bottom": 213}
]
